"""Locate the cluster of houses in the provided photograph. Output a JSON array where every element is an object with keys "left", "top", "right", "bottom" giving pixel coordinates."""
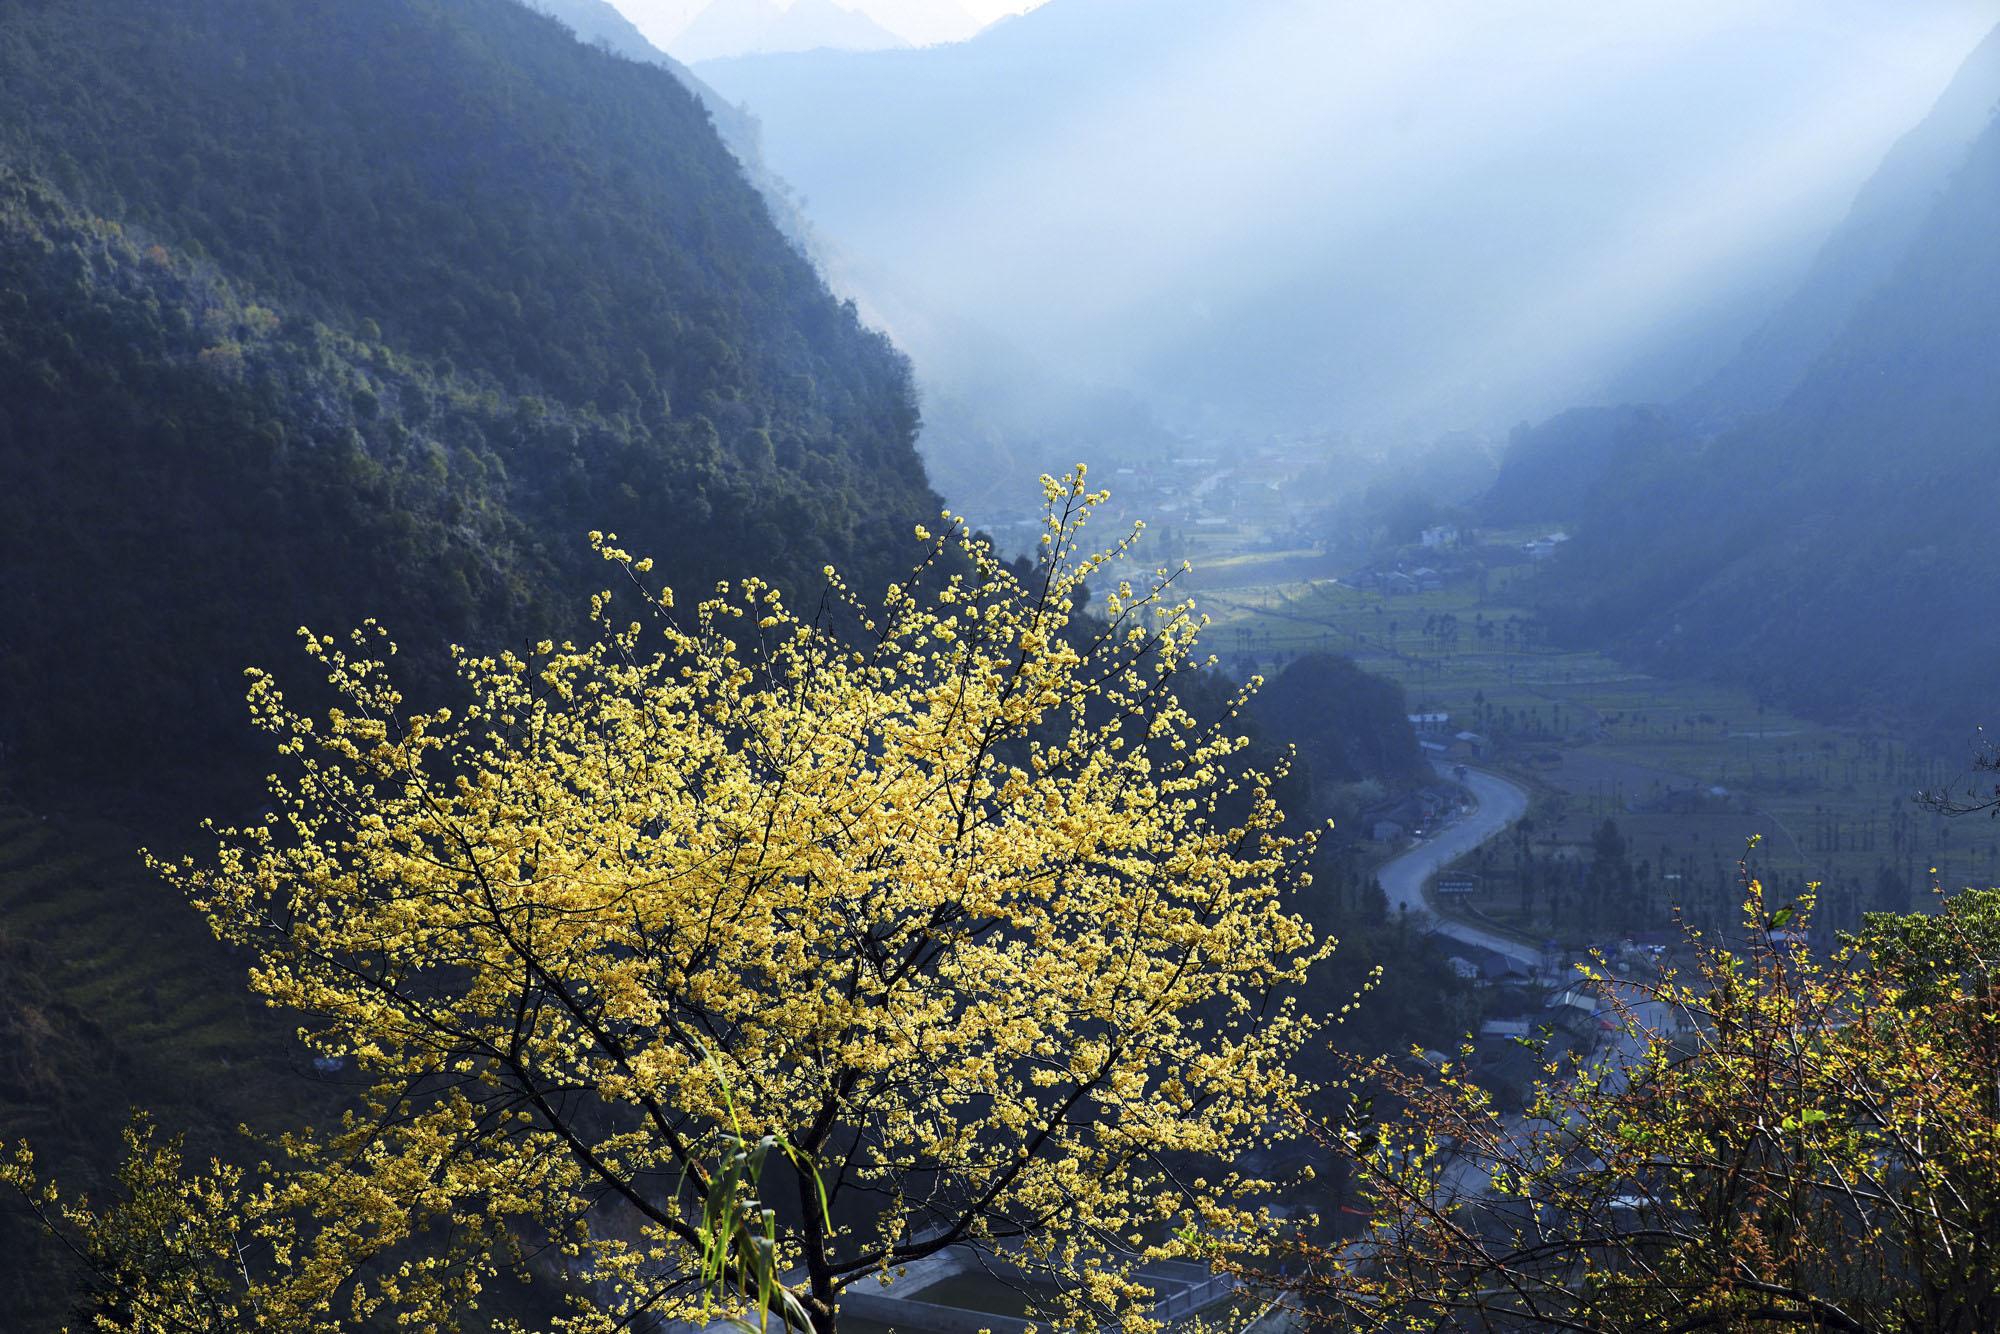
[
  {"left": 1012, "top": 449, "right": 1331, "bottom": 557},
  {"left": 1354, "top": 714, "right": 1490, "bottom": 844},
  {"left": 1409, "top": 710, "right": 1488, "bottom": 764},
  {"left": 1361, "top": 784, "right": 1463, "bottom": 842},
  {"left": 1433, "top": 934, "right": 1684, "bottom": 1113},
  {"left": 1522, "top": 531, "right": 1570, "bottom": 562},
  {"left": 1339, "top": 561, "right": 1461, "bottom": 595}
]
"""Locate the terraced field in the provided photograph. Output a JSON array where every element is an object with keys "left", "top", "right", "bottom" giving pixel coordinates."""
[
  {"left": 0, "top": 803, "right": 292, "bottom": 1326},
  {"left": 0, "top": 806, "right": 256, "bottom": 1110}
]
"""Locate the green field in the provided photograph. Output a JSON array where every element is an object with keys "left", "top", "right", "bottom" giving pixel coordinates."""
[{"left": 1186, "top": 554, "right": 1989, "bottom": 936}]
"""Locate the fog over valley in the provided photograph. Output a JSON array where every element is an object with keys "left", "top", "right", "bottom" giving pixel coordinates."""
[{"left": 687, "top": 0, "right": 1993, "bottom": 502}]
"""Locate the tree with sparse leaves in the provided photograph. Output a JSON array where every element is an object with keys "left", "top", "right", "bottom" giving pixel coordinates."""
[
  {"left": 5, "top": 471, "right": 1323, "bottom": 1334},
  {"left": 1247, "top": 865, "right": 2000, "bottom": 1333}
]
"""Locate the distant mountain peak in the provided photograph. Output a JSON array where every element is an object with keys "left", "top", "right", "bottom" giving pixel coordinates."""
[
  {"left": 843, "top": 0, "right": 982, "bottom": 48},
  {"left": 669, "top": 0, "right": 907, "bottom": 62}
]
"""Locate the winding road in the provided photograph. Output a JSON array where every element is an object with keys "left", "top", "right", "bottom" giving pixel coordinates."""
[{"left": 1377, "top": 765, "right": 1539, "bottom": 969}]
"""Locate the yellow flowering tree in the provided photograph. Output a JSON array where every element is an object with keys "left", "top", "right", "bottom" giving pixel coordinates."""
[{"left": 23, "top": 472, "right": 1321, "bottom": 1333}]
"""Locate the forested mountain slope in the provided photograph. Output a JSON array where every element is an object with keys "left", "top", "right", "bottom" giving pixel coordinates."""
[
  {"left": 0, "top": 0, "right": 936, "bottom": 788},
  {"left": 0, "top": 12, "right": 1455, "bottom": 1327},
  {"left": 0, "top": 0, "right": 939, "bottom": 1319},
  {"left": 1479, "top": 405, "right": 1677, "bottom": 527},
  {"left": 1680, "top": 19, "right": 2000, "bottom": 430},
  {"left": 518, "top": 0, "right": 824, "bottom": 248},
  {"left": 1540, "top": 42, "right": 2000, "bottom": 736}
]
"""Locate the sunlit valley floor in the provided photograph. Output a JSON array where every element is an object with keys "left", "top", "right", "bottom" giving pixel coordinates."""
[{"left": 1178, "top": 531, "right": 1975, "bottom": 953}]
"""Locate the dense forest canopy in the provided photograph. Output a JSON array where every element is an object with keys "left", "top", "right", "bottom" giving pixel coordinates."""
[{"left": 0, "top": 0, "right": 937, "bottom": 786}]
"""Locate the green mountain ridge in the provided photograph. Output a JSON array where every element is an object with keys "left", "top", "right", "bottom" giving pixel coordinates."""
[
  {"left": 1679, "top": 19, "right": 2000, "bottom": 431},
  {"left": 1533, "top": 25, "right": 2000, "bottom": 737},
  {"left": 0, "top": 0, "right": 939, "bottom": 786},
  {"left": 516, "top": 0, "right": 829, "bottom": 252},
  {"left": 0, "top": 4, "right": 938, "bottom": 1320}
]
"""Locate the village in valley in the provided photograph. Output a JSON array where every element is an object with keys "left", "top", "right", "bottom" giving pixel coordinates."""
[{"left": 992, "top": 440, "right": 1997, "bottom": 1132}]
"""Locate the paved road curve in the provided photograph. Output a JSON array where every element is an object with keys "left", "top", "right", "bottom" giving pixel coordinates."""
[{"left": 1376, "top": 765, "right": 1537, "bottom": 968}]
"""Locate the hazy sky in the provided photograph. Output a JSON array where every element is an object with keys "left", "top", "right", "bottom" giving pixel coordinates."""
[
  {"left": 608, "top": 0, "right": 1049, "bottom": 49},
  {"left": 939, "top": 0, "right": 1044, "bottom": 22},
  {"left": 695, "top": 0, "right": 2000, "bottom": 440}
]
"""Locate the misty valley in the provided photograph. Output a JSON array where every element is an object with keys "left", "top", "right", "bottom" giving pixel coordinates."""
[{"left": 2, "top": 1, "right": 1999, "bottom": 1331}]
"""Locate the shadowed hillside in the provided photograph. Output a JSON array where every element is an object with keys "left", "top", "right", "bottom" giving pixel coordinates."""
[
  {"left": 1536, "top": 27, "right": 2000, "bottom": 736},
  {"left": 0, "top": 3, "right": 937, "bottom": 1322},
  {"left": 0, "top": 0, "right": 938, "bottom": 788}
]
